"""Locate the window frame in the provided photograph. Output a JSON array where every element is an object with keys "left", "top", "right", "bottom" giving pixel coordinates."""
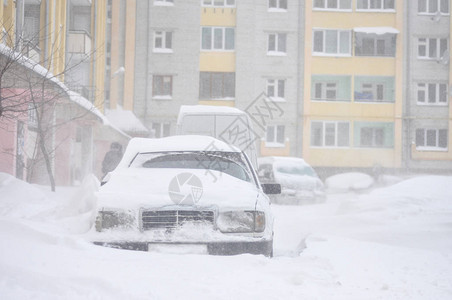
[
  {"left": 312, "top": 28, "right": 352, "bottom": 57},
  {"left": 267, "top": 32, "right": 287, "bottom": 56},
  {"left": 266, "top": 78, "right": 286, "bottom": 101},
  {"left": 354, "top": 76, "right": 395, "bottom": 103},
  {"left": 417, "top": 37, "right": 449, "bottom": 60},
  {"left": 152, "top": 75, "right": 173, "bottom": 100},
  {"left": 153, "top": 30, "right": 173, "bottom": 53},
  {"left": 418, "top": 0, "right": 450, "bottom": 15},
  {"left": 268, "top": 0, "right": 288, "bottom": 11},
  {"left": 354, "top": 32, "right": 397, "bottom": 57},
  {"left": 416, "top": 82, "right": 449, "bottom": 105},
  {"left": 202, "top": 0, "right": 236, "bottom": 7},
  {"left": 356, "top": 0, "right": 396, "bottom": 11},
  {"left": 201, "top": 26, "right": 235, "bottom": 51},
  {"left": 265, "top": 124, "right": 286, "bottom": 147},
  {"left": 415, "top": 128, "right": 448, "bottom": 150},
  {"left": 199, "top": 72, "right": 236, "bottom": 100},
  {"left": 151, "top": 122, "right": 171, "bottom": 138},
  {"left": 310, "top": 120, "right": 350, "bottom": 148},
  {"left": 313, "top": 0, "right": 352, "bottom": 11},
  {"left": 359, "top": 127, "right": 385, "bottom": 147}
]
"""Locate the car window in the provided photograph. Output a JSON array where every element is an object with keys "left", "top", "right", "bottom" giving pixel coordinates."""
[
  {"left": 275, "top": 164, "right": 317, "bottom": 177},
  {"left": 130, "top": 151, "right": 252, "bottom": 182}
]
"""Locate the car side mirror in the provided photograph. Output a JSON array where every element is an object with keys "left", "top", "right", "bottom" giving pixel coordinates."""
[{"left": 262, "top": 183, "right": 281, "bottom": 195}]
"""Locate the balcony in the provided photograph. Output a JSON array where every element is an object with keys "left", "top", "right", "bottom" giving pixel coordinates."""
[{"left": 67, "top": 31, "right": 92, "bottom": 55}]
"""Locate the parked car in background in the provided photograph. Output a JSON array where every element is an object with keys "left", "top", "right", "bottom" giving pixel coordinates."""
[
  {"left": 93, "top": 135, "right": 279, "bottom": 257},
  {"left": 257, "top": 156, "right": 325, "bottom": 205}
]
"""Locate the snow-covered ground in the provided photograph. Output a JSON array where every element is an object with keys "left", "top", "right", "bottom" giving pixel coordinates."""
[{"left": 1, "top": 172, "right": 451, "bottom": 299}]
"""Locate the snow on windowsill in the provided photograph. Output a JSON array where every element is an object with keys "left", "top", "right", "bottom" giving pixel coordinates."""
[
  {"left": 152, "top": 95, "right": 173, "bottom": 100},
  {"left": 153, "top": 1, "right": 174, "bottom": 6},
  {"left": 153, "top": 48, "right": 173, "bottom": 54},
  {"left": 416, "top": 102, "right": 448, "bottom": 107},
  {"left": 267, "top": 51, "right": 287, "bottom": 57},
  {"left": 415, "top": 147, "right": 448, "bottom": 152},
  {"left": 267, "top": 8, "right": 287, "bottom": 13},
  {"left": 355, "top": 9, "right": 396, "bottom": 13},
  {"left": 264, "top": 142, "right": 285, "bottom": 148}
]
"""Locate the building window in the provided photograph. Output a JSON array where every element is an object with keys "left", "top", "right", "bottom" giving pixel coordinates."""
[
  {"left": 201, "top": 27, "right": 235, "bottom": 51},
  {"left": 152, "top": 122, "right": 171, "bottom": 138},
  {"left": 354, "top": 122, "right": 394, "bottom": 148},
  {"left": 267, "top": 79, "right": 285, "bottom": 101},
  {"left": 418, "top": 0, "right": 449, "bottom": 14},
  {"left": 199, "top": 72, "right": 235, "bottom": 100},
  {"left": 268, "top": 33, "right": 287, "bottom": 55},
  {"left": 269, "top": 0, "right": 287, "bottom": 10},
  {"left": 418, "top": 38, "right": 449, "bottom": 60},
  {"left": 417, "top": 83, "right": 448, "bottom": 105},
  {"left": 313, "top": 0, "right": 352, "bottom": 10},
  {"left": 202, "top": 0, "right": 236, "bottom": 7},
  {"left": 354, "top": 76, "right": 395, "bottom": 102},
  {"left": 416, "top": 128, "right": 448, "bottom": 150},
  {"left": 312, "top": 75, "right": 351, "bottom": 102},
  {"left": 266, "top": 125, "right": 285, "bottom": 146},
  {"left": 355, "top": 32, "right": 396, "bottom": 57},
  {"left": 154, "top": 0, "right": 174, "bottom": 6},
  {"left": 28, "top": 103, "right": 38, "bottom": 129},
  {"left": 357, "top": 0, "right": 395, "bottom": 10},
  {"left": 152, "top": 75, "right": 173, "bottom": 99},
  {"left": 313, "top": 29, "right": 351, "bottom": 56},
  {"left": 154, "top": 31, "right": 173, "bottom": 53},
  {"left": 311, "top": 121, "right": 350, "bottom": 147}
]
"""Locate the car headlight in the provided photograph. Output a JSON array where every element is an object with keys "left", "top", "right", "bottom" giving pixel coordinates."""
[
  {"left": 95, "top": 209, "right": 135, "bottom": 232},
  {"left": 217, "top": 211, "right": 266, "bottom": 233}
]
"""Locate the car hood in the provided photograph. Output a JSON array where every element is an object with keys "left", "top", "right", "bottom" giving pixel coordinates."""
[{"left": 98, "top": 168, "right": 261, "bottom": 210}]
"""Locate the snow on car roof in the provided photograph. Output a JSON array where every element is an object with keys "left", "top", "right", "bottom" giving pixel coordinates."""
[
  {"left": 258, "top": 156, "right": 309, "bottom": 166},
  {"left": 116, "top": 135, "right": 241, "bottom": 169}
]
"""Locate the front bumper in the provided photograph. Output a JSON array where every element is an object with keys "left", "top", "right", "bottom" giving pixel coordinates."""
[{"left": 93, "top": 239, "right": 273, "bottom": 257}]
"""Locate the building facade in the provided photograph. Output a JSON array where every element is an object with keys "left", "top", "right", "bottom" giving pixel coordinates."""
[
  {"left": 303, "top": 0, "right": 405, "bottom": 175},
  {"left": 404, "top": 0, "right": 452, "bottom": 171}
]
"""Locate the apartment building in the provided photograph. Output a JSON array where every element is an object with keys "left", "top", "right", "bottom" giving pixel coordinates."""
[
  {"left": 302, "top": 0, "right": 404, "bottom": 174},
  {"left": 404, "top": 0, "right": 452, "bottom": 171},
  {"left": 0, "top": 0, "right": 128, "bottom": 185},
  {"left": 123, "top": 0, "right": 303, "bottom": 156}
]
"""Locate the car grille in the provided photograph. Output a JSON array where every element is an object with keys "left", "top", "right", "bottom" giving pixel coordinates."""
[{"left": 141, "top": 210, "right": 215, "bottom": 230}]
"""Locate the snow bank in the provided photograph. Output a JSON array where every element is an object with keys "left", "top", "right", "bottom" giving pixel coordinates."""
[{"left": 325, "top": 172, "right": 375, "bottom": 193}]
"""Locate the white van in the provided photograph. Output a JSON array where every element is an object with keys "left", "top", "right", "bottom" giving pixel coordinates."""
[{"left": 176, "top": 105, "right": 258, "bottom": 169}]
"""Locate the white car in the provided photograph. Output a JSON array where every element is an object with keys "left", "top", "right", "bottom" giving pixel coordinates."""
[
  {"left": 93, "top": 135, "right": 279, "bottom": 256},
  {"left": 257, "top": 156, "right": 325, "bottom": 204}
]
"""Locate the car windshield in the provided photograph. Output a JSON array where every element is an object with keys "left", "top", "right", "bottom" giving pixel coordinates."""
[
  {"left": 275, "top": 164, "right": 317, "bottom": 177},
  {"left": 129, "top": 151, "right": 252, "bottom": 182}
]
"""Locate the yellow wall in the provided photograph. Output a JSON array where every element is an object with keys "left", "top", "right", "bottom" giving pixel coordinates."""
[
  {"left": 92, "top": 0, "right": 107, "bottom": 112},
  {"left": 1, "top": 0, "right": 15, "bottom": 46},
  {"left": 199, "top": 7, "right": 236, "bottom": 104},
  {"left": 109, "top": 0, "right": 121, "bottom": 110},
  {"left": 199, "top": 52, "right": 235, "bottom": 72},
  {"left": 303, "top": 0, "right": 404, "bottom": 168},
  {"left": 200, "top": 7, "right": 236, "bottom": 26}
]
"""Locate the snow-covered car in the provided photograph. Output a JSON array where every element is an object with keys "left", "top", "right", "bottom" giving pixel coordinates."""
[
  {"left": 257, "top": 156, "right": 325, "bottom": 204},
  {"left": 93, "top": 135, "right": 279, "bottom": 256}
]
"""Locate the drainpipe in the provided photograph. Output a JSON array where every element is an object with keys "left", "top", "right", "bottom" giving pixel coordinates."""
[
  {"left": 295, "top": 0, "right": 304, "bottom": 157},
  {"left": 144, "top": 0, "right": 150, "bottom": 124},
  {"left": 404, "top": 0, "right": 411, "bottom": 170},
  {"left": 15, "top": 0, "right": 24, "bottom": 50}
]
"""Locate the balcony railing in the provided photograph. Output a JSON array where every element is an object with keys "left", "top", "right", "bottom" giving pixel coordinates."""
[{"left": 67, "top": 30, "right": 92, "bottom": 55}]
